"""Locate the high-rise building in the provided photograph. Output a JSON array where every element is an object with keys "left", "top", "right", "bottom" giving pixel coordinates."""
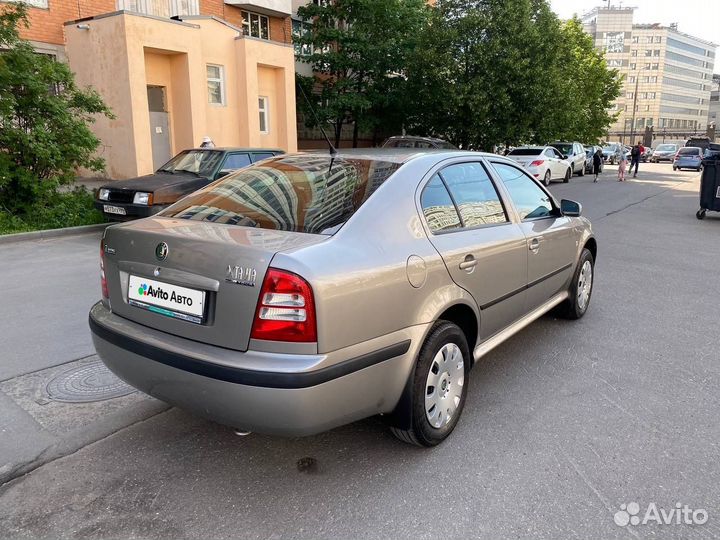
[{"left": 582, "top": 5, "right": 717, "bottom": 144}]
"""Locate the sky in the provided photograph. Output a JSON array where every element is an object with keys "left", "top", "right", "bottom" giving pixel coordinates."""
[{"left": 549, "top": 0, "right": 720, "bottom": 47}]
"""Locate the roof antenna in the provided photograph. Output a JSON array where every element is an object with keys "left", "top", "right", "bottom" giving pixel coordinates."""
[{"left": 296, "top": 80, "right": 337, "bottom": 157}]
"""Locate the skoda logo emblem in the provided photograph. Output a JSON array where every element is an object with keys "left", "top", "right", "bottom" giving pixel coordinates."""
[{"left": 155, "top": 242, "right": 169, "bottom": 261}]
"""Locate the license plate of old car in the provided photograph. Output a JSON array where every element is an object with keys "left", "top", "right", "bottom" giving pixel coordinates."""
[{"left": 103, "top": 205, "right": 127, "bottom": 215}]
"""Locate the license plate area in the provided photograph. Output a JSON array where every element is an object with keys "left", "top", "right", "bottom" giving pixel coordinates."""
[
  {"left": 128, "top": 275, "right": 206, "bottom": 324},
  {"left": 104, "top": 205, "right": 127, "bottom": 215}
]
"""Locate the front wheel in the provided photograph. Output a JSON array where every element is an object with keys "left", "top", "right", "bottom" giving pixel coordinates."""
[
  {"left": 543, "top": 170, "right": 551, "bottom": 186},
  {"left": 578, "top": 162, "right": 585, "bottom": 177},
  {"left": 563, "top": 168, "right": 571, "bottom": 183},
  {"left": 390, "top": 321, "right": 470, "bottom": 447},
  {"left": 558, "top": 248, "right": 594, "bottom": 320}
]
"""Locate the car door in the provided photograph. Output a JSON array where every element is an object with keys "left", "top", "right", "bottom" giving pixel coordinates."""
[
  {"left": 543, "top": 148, "right": 560, "bottom": 179},
  {"left": 419, "top": 161, "right": 528, "bottom": 340},
  {"left": 216, "top": 152, "right": 252, "bottom": 179},
  {"left": 552, "top": 148, "right": 568, "bottom": 178},
  {"left": 489, "top": 161, "right": 577, "bottom": 311}
]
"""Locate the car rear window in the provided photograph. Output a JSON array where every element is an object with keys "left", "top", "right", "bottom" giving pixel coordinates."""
[
  {"left": 160, "top": 155, "right": 402, "bottom": 234},
  {"left": 678, "top": 147, "right": 701, "bottom": 155},
  {"left": 656, "top": 144, "right": 676, "bottom": 151},
  {"left": 508, "top": 149, "right": 542, "bottom": 156}
]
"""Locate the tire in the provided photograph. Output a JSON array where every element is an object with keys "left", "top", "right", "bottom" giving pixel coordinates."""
[
  {"left": 390, "top": 321, "right": 470, "bottom": 447},
  {"left": 696, "top": 209, "right": 706, "bottom": 220},
  {"left": 578, "top": 162, "right": 585, "bottom": 177},
  {"left": 563, "top": 167, "right": 571, "bottom": 183},
  {"left": 543, "top": 170, "right": 551, "bottom": 186},
  {"left": 673, "top": 166, "right": 678, "bottom": 171},
  {"left": 558, "top": 248, "right": 594, "bottom": 320}
]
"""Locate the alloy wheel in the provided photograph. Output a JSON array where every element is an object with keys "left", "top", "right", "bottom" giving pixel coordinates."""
[{"left": 577, "top": 260, "right": 593, "bottom": 312}]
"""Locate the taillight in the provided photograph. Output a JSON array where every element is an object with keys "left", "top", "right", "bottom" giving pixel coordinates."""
[
  {"left": 674, "top": 153, "right": 680, "bottom": 160},
  {"left": 250, "top": 269, "right": 317, "bottom": 342},
  {"left": 100, "top": 242, "right": 109, "bottom": 299},
  {"left": 529, "top": 160, "right": 545, "bottom": 167}
]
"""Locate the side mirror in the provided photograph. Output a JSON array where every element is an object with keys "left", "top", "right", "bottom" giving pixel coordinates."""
[
  {"left": 215, "top": 170, "right": 230, "bottom": 180},
  {"left": 561, "top": 199, "right": 582, "bottom": 217},
  {"left": 560, "top": 154, "right": 568, "bottom": 160}
]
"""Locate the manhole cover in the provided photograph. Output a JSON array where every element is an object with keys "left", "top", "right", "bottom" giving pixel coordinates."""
[{"left": 46, "top": 359, "right": 135, "bottom": 403}]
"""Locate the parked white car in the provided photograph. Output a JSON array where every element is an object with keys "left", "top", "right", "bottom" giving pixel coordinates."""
[{"left": 506, "top": 146, "right": 572, "bottom": 186}]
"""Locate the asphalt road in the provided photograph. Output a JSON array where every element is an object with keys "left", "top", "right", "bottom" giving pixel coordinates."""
[{"left": 1, "top": 163, "right": 719, "bottom": 539}]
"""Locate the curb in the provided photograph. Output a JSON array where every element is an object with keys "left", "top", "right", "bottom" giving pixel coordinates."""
[{"left": 0, "top": 222, "right": 111, "bottom": 246}]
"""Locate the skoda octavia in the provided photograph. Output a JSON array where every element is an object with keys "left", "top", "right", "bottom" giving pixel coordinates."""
[{"left": 90, "top": 150, "right": 596, "bottom": 446}]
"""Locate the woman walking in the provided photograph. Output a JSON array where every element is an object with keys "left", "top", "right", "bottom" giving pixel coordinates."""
[
  {"left": 593, "top": 149, "right": 603, "bottom": 183},
  {"left": 617, "top": 151, "right": 627, "bottom": 182}
]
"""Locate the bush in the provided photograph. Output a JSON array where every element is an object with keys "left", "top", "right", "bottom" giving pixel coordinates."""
[{"left": 0, "top": 187, "right": 104, "bottom": 234}]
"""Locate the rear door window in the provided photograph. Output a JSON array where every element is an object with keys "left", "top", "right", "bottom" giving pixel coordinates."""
[
  {"left": 251, "top": 152, "right": 276, "bottom": 162},
  {"left": 438, "top": 162, "right": 508, "bottom": 227},
  {"left": 420, "top": 175, "right": 461, "bottom": 232},
  {"left": 491, "top": 162, "right": 554, "bottom": 220}
]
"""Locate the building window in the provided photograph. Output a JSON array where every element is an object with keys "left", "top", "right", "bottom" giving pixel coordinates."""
[
  {"left": 632, "top": 36, "right": 639, "bottom": 44},
  {"left": 653, "top": 49, "right": 660, "bottom": 57},
  {"left": 258, "top": 96, "right": 269, "bottom": 133},
  {"left": 16, "top": 0, "right": 49, "bottom": 7},
  {"left": 629, "top": 76, "right": 636, "bottom": 83},
  {"left": 630, "top": 50, "right": 638, "bottom": 57},
  {"left": 630, "top": 63, "right": 636, "bottom": 70},
  {"left": 651, "top": 63, "right": 659, "bottom": 70},
  {"left": 207, "top": 64, "right": 225, "bottom": 106},
  {"left": 654, "top": 36, "right": 662, "bottom": 43},
  {"left": 645, "top": 49, "right": 653, "bottom": 57},
  {"left": 292, "top": 19, "right": 313, "bottom": 56},
  {"left": 242, "top": 11, "right": 269, "bottom": 40}
]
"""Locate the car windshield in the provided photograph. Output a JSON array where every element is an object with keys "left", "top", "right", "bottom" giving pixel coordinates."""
[
  {"left": 508, "top": 148, "right": 542, "bottom": 156},
  {"left": 552, "top": 144, "right": 573, "bottom": 155},
  {"left": 158, "top": 150, "right": 224, "bottom": 177},
  {"left": 602, "top": 145, "right": 618, "bottom": 152},
  {"left": 160, "top": 155, "right": 402, "bottom": 234},
  {"left": 656, "top": 145, "right": 676, "bottom": 151}
]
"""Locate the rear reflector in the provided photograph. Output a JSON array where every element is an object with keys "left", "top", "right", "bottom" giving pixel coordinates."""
[
  {"left": 100, "top": 243, "right": 109, "bottom": 299},
  {"left": 251, "top": 269, "right": 317, "bottom": 342}
]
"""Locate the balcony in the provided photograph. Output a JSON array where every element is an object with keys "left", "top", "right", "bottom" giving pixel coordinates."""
[
  {"left": 116, "top": 0, "right": 199, "bottom": 18},
  {"left": 223, "top": 0, "right": 291, "bottom": 17}
]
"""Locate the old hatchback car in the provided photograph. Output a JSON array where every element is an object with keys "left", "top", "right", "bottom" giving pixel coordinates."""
[
  {"left": 95, "top": 148, "right": 283, "bottom": 221},
  {"left": 90, "top": 150, "right": 596, "bottom": 446}
]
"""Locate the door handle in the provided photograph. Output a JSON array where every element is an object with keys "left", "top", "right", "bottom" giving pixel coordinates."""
[
  {"left": 529, "top": 237, "right": 541, "bottom": 253},
  {"left": 459, "top": 254, "right": 477, "bottom": 272}
]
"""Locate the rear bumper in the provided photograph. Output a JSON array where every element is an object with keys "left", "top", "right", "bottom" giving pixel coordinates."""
[{"left": 89, "top": 302, "right": 423, "bottom": 436}]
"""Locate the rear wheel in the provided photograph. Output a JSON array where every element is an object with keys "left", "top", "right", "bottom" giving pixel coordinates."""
[
  {"left": 697, "top": 209, "right": 707, "bottom": 220},
  {"left": 673, "top": 166, "right": 678, "bottom": 171},
  {"left": 390, "top": 321, "right": 470, "bottom": 447},
  {"left": 543, "top": 170, "right": 551, "bottom": 186},
  {"left": 578, "top": 162, "right": 585, "bottom": 176},
  {"left": 558, "top": 248, "right": 594, "bottom": 320},
  {"left": 563, "top": 167, "right": 571, "bottom": 183}
]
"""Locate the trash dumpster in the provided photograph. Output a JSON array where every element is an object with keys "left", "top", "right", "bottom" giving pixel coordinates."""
[{"left": 697, "top": 157, "right": 720, "bottom": 220}]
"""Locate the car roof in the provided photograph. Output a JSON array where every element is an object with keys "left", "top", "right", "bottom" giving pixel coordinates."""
[
  {"left": 291, "top": 148, "right": 498, "bottom": 164},
  {"left": 184, "top": 147, "right": 284, "bottom": 153},
  {"left": 385, "top": 135, "right": 448, "bottom": 143}
]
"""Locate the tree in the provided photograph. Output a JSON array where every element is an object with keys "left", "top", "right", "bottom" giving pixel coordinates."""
[
  {"left": 0, "top": 3, "right": 113, "bottom": 214},
  {"left": 294, "top": 0, "right": 428, "bottom": 147},
  {"left": 403, "top": 0, "right": 620, "bottom": 149}
]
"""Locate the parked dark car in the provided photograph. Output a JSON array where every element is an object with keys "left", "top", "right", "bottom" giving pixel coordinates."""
[
  {"left": 584, "top": 145, "right": 603, "bottom": 174},
  {"left": 95, "top": 148, "right": 283, "bottom": 221},
  {"left": 381, "top": 136, "right": 457, "bottom": 149}
]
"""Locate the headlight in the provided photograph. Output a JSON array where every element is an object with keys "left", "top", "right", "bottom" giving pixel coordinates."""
[
  {"left": 133, "top": 192, "right": 153, "bottom": 205},
  {"left": 98, "top": 188, "right": 110, "bottom": 201}
]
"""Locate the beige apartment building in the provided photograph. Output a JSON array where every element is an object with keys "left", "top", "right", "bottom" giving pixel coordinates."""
[
  {"left": 582, "top": 5, "right": 717, "bottom": 144},
  {"left": 11, "top": 0, "right": 298, "bottom": 179}
]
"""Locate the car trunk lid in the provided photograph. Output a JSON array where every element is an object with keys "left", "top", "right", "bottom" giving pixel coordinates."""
[{"left": 102, "top": 217, "right": 327, "bottom": 351}]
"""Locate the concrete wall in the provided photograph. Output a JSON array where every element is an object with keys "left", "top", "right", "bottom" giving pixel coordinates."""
[{"left": 66, "top": 12, "right": 296, "bottom": 179}]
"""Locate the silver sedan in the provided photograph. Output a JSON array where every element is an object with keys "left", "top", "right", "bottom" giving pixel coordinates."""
[{"left": 90, "top": 150, "right": 597, "bottom": 446}]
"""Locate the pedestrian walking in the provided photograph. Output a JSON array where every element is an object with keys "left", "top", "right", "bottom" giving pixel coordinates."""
[
  {"left": 593, "top": 148, "right": 603, "bottom": 182},
  {"left": 629, "top": 141, "right": 642, "bottom": 177},
  {"left": 618, "top": 151, "right": 627, "bottom": 181}
]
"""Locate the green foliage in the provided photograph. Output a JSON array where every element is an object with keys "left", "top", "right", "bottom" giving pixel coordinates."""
[
  {"left": 404, "top": 0, "right": 621, "bottom": 149},
  {"left": 0, "top": 3, "right": 113, "bottom": 217},
  {"left": 295, "top": 0, "right": 428, "bottom": 146},
  {"left": 0, "top": 187, "right": 104, "bottom": 234}
]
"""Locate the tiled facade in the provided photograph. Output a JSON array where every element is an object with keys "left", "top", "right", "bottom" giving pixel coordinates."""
[{"left": 582, "top": 6, "right": 717, "bottom": 144}]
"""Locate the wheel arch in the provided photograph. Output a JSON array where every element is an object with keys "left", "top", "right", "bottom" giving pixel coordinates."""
[{"left": 583, "top": 236, "right": 598, "bottom": 262}]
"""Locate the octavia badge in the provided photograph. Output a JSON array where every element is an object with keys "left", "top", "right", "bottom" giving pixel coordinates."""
[
  {"left": 226, "top": 265, "right": 257, "bottom": 287},
  {"left": 155, "top": 242, "right": 169, "bottom": 261}
]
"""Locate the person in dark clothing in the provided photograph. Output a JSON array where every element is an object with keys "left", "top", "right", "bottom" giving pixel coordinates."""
[
  {"left": 592, "top": 149, "right": 603, "bottom": 182},
  {"left": 629, "top": 141, "right": 642, "bottom": 177}
]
